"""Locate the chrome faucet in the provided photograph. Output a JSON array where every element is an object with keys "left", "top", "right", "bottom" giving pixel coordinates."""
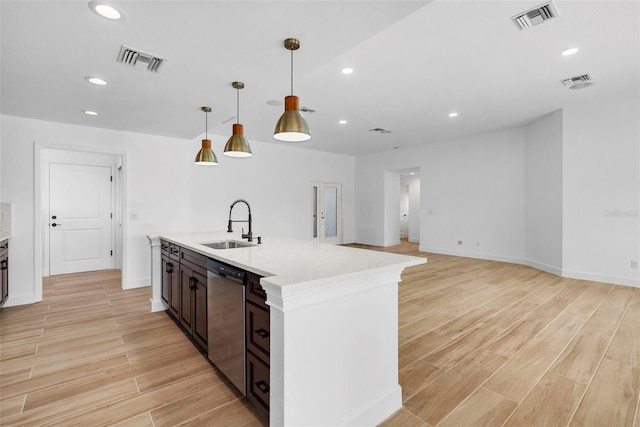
[{"left": 227, "top": 199, "right": 252, "bottom": 242}]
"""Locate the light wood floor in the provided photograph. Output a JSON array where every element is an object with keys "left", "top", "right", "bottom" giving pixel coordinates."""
[{"left": 1, "top": 241, "right": 639, "bottom": 426}]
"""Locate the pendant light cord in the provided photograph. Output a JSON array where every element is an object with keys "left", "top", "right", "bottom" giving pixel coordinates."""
[
  {"left": 236, "top": 88, "right": 240, "bottom": 124},
  {"left": 205, "top": 110, "right": 208, "bottom": 139},
  {"left": 290, "top": 48, "right": 294, "bottom": 96}
]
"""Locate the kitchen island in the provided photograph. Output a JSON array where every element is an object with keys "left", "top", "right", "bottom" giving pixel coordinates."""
[{"left": 149, "top": 231, "right": 426, "bottom": 426}]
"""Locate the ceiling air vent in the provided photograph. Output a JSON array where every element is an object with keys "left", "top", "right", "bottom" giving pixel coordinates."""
[
  {"left": 561, "top": 73, "right": 595, "bottom": 90},
  {"left": 117, "top": 45, "right": 167, "bottom": 73},
  {"left": 300, "top": 106, "right": 316, "bottom": 114},
  {"left": 369, "top": 128, "right": 392, "bottom": 134},
  {"left": 512, "top": 1, "right": 559, "bottom": 30}
]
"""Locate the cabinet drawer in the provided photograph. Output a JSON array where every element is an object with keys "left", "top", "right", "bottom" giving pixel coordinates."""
[
  {"left": 160, "top": 239, "right": 169, "bottom": 255},
  {"left": 168, "top": 243, "right": 180, "bottom": 261},
  {"left": 246, "top": 272, "right": 267, "bottom": 308},
  {"left": 247, "top": 351, "right": 270, "bottom": 414},
  {"left": 180, "top": 248, "right": 207, "bottom": 275},
  {"left": 0, "top": 240, "right": 8, "bottom": 252},
  {"left": 246, "top": 301, "right": 270, "bottom": 362}
]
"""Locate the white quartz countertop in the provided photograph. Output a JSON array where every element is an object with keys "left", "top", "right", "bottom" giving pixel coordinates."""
[
  {"left": 0, "top": 233, "right": 10, "bottom": 243},
  {"left": 159, "top": 231, "right": 426, "bottom": 295}
]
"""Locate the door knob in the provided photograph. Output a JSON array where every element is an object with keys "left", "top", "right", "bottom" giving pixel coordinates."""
[
  {"left": 51, "top": 223, "right": 62, "bottom": 227},
  {"left": 51, "top": 215, "right": 57, "bottom": 219}
]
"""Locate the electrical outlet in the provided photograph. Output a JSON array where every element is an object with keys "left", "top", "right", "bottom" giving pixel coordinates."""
[
  {"left": 458, "top": 240, "right": 463, "bottom": 246},
  {"left": 632, "top": 261, "right": 638, "bottom": 269},
  {"left": 129, "top": 212, "right": 139, "bottom": 221}
]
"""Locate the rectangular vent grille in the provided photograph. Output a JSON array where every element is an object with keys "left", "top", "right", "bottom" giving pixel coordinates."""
[
  {"left": 117, "top": 45, "right": 166, "bottom": 73},
  {"left": 561, "top": 73, "right": 594, "bottom": 88},
  {"left": 512, "top": 1, "right": 559, "bottom": 30},
  {"left": 369, "top": 128, "right": 392, "bottom": 134}
]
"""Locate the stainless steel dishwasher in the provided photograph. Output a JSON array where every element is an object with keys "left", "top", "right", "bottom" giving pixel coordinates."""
[{"left": 207, "top": 259, "right": 246, "bottom": 395}]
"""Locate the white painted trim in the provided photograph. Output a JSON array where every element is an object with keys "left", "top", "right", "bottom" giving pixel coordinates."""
[
  {"left": 420, "top": 246, "right": 524, "bottom": 265},
  {"left": 421, "top": 245, "right": 639, "bottom": 288},
  {"left": 263, "top": 269, "right": 404, "bottom": 313},
  {"left": 562, "top": 269, "right": 640, "bottom": 288},
  {"left": 338, "top": 385, "right": 402, "bottom": 427},
  {"left": 2, "top": 293, "right": 40, "bottom": 308},
  {"left": 384, "top": 239, "right": 401, "bottom": 247},
  {"left": 33, "top": 142, "right": 127, "bottom": 300},
  {"left": 524, "top": 259, "right": 563, "bottom": 276},
  {"left": 125, "top": 278, "right": 150, "bottom": 289},
  {"left": 150, "top": 298, "right": 169, "bottom": 312}
]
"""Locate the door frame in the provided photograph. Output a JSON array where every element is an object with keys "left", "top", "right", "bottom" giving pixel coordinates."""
[
  {"left": 312, "top": 181, "right": 343, "bottom": 244},
  {"left": 34, "top": 142, "right": 126, "bottom": 301}
]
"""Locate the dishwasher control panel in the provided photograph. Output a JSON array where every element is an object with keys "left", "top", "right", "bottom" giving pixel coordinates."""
[{"left": 207, "top": 259, "right": 246, "bottom": 282}]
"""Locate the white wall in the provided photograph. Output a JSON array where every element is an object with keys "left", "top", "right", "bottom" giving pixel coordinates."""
[
  {"left": 189, "top": 140, "right": 355, "bottom": 242},
  {"left": 524, "top": 110, "right": 563, "bottom": 275},
  {"left": 384, "top": 171, "right": 401, "bottom": 246},
  {"left": 562, "top": 95, "right": 640, "bottom": 286},
  {"left": 0, "top": 114, "right": 355, "bottom": 306},
  {"left": 356, "top": 128, "right": 526, "bottom": 262}
]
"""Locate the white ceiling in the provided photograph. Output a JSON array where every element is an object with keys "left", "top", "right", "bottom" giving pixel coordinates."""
[{"left": 1, "top": 1, "right": 638, "bottom": 156}]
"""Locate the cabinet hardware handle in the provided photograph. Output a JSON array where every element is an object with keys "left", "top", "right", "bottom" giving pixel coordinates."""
[
  {"left": 166, "top": 262, "right": 173, "bottom": 273},
  {"left": 51, "top": 223, "right": 62, "bottom": 227},
  {"left": 189, "top": 277, "right": 197, "bottom": 290},
  {"left": 255, "top": 380, "right": 269, "bottom": 394},
  {"left": 255, "top": 328, "right": 269, "bottom": 339},
  {"left": 1, "top": 260, "right": 7, "bottom": 270},
  {"left": 171, "top": 248, "right": 179, "bottom": 254}
]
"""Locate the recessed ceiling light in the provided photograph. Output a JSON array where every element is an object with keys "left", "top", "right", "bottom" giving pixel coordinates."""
[
  {"left": 85, "top": 76, "right": 107, "bottom": 86},
  {"left": 267, "top": 99, "right": 283, "bottom": 107},
  {"left": 89, "top": 1, "right": 124, "bottom": 20},
  {"left": 83, "top": 110, "right": 98, "bottom": 116},
  {"left": 561, "top": 48, "right": 579, "bottom": 56},
  {"left": 339, "top": 120, "right": 347, "bottom": 124},
  {"left": 341, "top": 67, "right": 354, "bottom": 74},
  {"left": 448, "top": 112, "right": 458, "bottom": 118}
]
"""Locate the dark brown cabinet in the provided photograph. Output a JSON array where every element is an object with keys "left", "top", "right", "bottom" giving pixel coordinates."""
[
  {"left": 160, "top": 242, "right": 207, "bottom": 352},
  {"left": 161, "top": 240, "right": 180, "bottom": 318},
  {"left": 179, "top": 248, "right": 208, "bottom": 351},
  {"left": 0, "top": 240, "right": 8, "bottom": 307},
  {"left": 246, "top": 271, "right": 270, "bottom": 416}
]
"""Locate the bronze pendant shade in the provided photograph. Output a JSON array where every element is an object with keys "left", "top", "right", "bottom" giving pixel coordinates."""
[
  {"left": 224, "top": 82, "right": 252, "bottom": 157},
  {"left": 273, "top": 38, "right": 311, "bottom": 142},
  {"left": 195, "top": 106, "right": 218, "bottom": 165}
]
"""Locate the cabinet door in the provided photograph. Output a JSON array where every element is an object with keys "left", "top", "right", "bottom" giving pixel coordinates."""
[
  {"left": 179, "top": 265, "right": 194, "bottom": 331},
  {"left": 160, "top": 254, "right": 171, "bottom": 306},
  {"left": 192, "top": 270, "right": 208, "bottom": 350},
  {"left": 0, "top": 248, "right": 7, "bottom": 306},
  {"left": 169, "top": 264, "right": 180, "bottom": 318}
]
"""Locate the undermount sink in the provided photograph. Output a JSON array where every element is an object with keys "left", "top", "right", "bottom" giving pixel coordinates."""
[{"left": 201, "top": 240, "right": 255, "bottom": 250}]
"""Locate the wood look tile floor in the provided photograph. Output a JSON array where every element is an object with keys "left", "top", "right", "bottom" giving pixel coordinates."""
[{"left": 1, "top": 241, "right": 639, "bottom": 426}]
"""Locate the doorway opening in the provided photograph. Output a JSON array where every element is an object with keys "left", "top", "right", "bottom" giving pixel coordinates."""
[
  {"left": 312, "top": 182, "right": 343, "bottom": 244},
  {"left": 383, "top": 168, "right": 420, "bottom": 247},
  {"left": 400, "top": 170, "right": 421, "bottom": 244},
  {"left": 34, "top": 144, "right": 125, "bottom": 302}
]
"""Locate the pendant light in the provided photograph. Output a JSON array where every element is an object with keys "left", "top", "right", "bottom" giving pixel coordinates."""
[
  {"left": 194, "top": 106, "right": 218, "bottom": 165},
  {"left": 223, "top": 82, "right": 252, "bottom": 157},
  {"left": 273, "top": 38, "right": 311, "bottom": 142}
]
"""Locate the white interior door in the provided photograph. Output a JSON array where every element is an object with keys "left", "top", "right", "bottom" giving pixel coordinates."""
[
  {"left": 49, "top": 163, "right": 115, "bottom": 275},
  {"left": 313, "top": 182, "right": 342, "bottom": 245}
]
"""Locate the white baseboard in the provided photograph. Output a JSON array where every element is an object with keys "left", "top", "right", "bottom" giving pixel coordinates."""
[
  {"left": 150, "top": 298, "right": 169, "bottom": 313},
  {"left": 420, "top": 246, "right": 524, "bottom": 265},
  {"left": 523, "top": 259, "right": 563, "bottom": 276},
  {"left": 384, "top": 240, "right": 401, "bottom": 247},
  {"left": 562, "top": 269, "right": 640, "bottom": 288},
  {"left": 125, "top": 278, "right": 150, "bottom": 289},
  {"left": 338, "top": 384, "right": 402, "bottom": 426},
  {"left": 1, "top": 292, "right": 40, "bottom": 307}
]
